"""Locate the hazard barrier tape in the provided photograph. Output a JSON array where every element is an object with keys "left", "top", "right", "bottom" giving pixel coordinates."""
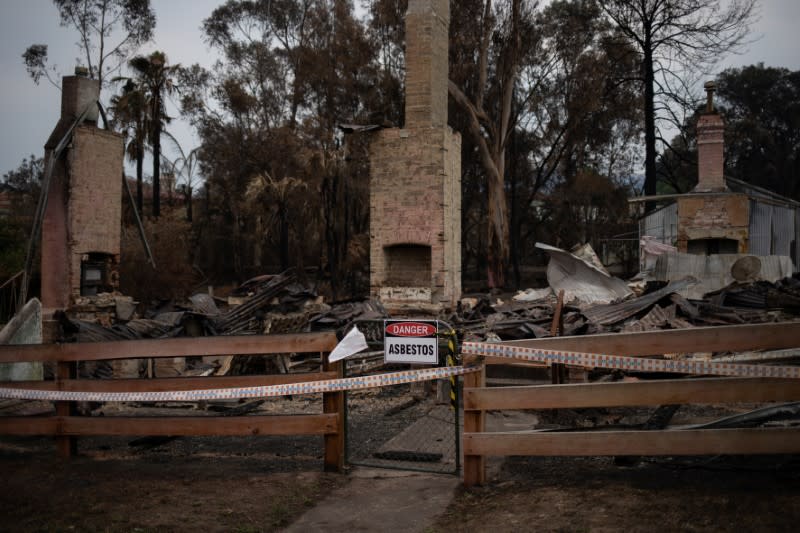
[
  {"left": 462, "top": 341, "right": 800, "bottom": 379},
  {"left": 0, "top": 365, "right": 480, "bottom": 403}
]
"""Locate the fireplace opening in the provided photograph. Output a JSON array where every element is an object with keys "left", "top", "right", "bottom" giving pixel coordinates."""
[
  {"left": 687, "top": 238, "right": 738, "bottom": 255},
  {"left": 383, "top": 244, "right": 431, "bottom": 286},
  {"left": 80, "top": 252, "right": 114, "bottom": 296}
]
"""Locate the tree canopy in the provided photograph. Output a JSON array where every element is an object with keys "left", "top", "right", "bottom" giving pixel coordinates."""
[
  {"left": 657, "top": 63, "right": 800, "bottom": 202},
  {"left": 16, "top": 0, "right": 790, "bottom": 300},
  {"left": 718, "top": 64, "right": 800, "bottom": 200},
  {"left": 23, "top": 0, "right": 156, "bottom": 91}
]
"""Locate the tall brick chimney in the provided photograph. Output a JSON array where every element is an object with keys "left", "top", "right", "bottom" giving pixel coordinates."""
[
  {"left": 677, "top": 80, "right": 749, "bottom": 257},
  {"left": 404, "top": 0, "right": 449, "bottom": 129},
  {"left": 695, "top": 81, "right": 726, "bottom": 192},
  {"left": 369, "top": 0, "right": 461, "bottom": 311},
  {"left": 41, "top": 69, "right": 124, "bottom": 318}
]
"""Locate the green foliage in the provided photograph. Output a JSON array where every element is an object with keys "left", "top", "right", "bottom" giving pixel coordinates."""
[
  {"left": 119, "top": 51, "right": 180, "bottom": 217},
  {"left": 0, "top": 219, "right": 26, "bottom": 282},
  {"left": 179, "top": 0, "right": 376, "bottom": 290},
  {"left": 450, "top": 0, "right": 641, "bottom": 283},
  {"left": 718, "top": 64, "right": 800, "bottom": 200},
  {"left": 0, "top": 155, "right": 42, "bottom": 283},
  {"left": 110, "top": 78, "right": 149, "bottom": 214},
  {"left": 174, "top": 0, "right": 648, "bottom": 290}
]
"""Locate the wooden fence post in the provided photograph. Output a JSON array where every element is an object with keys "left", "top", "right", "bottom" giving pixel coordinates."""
[
  {"left": 323, "top": 354, "right": 344, "bottom": 472},
  {"left": 55, "top": 360, "right": 76, "bottom": 458},
  {"left": 463, "top": 361, "right": 485, "bottom": 487}
]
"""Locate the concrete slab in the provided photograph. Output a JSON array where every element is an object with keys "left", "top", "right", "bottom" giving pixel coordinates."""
[{"left": 284, "top": 467, "right": 458, "bottom": 532}]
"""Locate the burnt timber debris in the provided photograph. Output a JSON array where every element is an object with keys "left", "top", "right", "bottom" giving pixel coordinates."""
[{"left": 50, "top": 249, "right": 800, "bottom": 382}]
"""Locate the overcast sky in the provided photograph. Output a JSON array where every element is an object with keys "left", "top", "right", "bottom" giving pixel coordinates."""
[{"left": 1, "top": 0, "right": 799, "bottom": 178}]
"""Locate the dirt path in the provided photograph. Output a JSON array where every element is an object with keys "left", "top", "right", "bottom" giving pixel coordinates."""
[{"left": 286, "top": 468, "right": 458, "bottom": 532}]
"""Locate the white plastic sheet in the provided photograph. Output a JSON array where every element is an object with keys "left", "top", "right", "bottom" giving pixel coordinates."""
[{"left": 328, "top": 325, "right": 369, "bottom": 362}]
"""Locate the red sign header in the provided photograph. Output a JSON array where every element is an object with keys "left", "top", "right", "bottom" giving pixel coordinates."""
[{"left": 385, "top": 322, "right": 436, "bottom": 337}]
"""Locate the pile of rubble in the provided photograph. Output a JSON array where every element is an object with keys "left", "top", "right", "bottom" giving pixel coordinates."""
[
  {"left": 450, "top": 244, "right": 800, "bottom": 343},
  {"left": 58, "top": 270, "right": 388, "bottom": 378},
  {"left": 55, "top": 244, "right": 800, "bottom": 379}
]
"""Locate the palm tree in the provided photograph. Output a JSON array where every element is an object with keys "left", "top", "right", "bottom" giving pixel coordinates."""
[
  {"left": 246, "top": 172, "right": 307, "bottom": 271},
  {"left": 126, "top": 51, "right": 179, "bottom": 217},
  {"left": 110, "top": 79, "right": 148, "bottom": 214},
  {"left": 162, "top": 131, "right": 201, "bottom": 222}
]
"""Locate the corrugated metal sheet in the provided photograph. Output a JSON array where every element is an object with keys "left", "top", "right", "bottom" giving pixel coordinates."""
[
  {"left": 653, "top": 253, "right": 794, "bottom": 299},
  {"left": 772, "top": 205, "right": 795, "bottom": 257},
  {"left": 640, "top": 202, "right": 678, "bottom": 245},
  {"left": 582, "top": 278, "right": 695, "bottom": 325},
  {"left": 535, "top": 242, "right": 633, "bottom": 306},
  {"left": 748, "top": 200, "right": 772, "bottom": 256},
  {"left": 748, "top": 200, "right": 798, "bottom": 271},
  {"left": 727, "top": 177, "right": 800, "bottom": 207}
]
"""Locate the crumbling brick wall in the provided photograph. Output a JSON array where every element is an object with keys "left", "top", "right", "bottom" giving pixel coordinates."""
[{"left": 676, "top": 194, "right": 749, "bottom": 253}]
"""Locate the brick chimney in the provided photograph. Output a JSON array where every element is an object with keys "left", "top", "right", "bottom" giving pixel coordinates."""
[
  {"left": 695, "top": 81, "right": 726, "bottom": 192},
  {"left": 369, "top": 0, "right": 461, "bottom": 310},
  {"left": 404, "top": 0, "right": 449, "bottom": 129},
  {"left": 60, "top": 66, "right": 100, "bottom": 123},
  {"left": 41, "top": 69, "right": 123, "bottom": 319}
]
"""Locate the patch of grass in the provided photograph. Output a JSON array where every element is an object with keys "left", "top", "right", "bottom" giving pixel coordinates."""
[{"left": 269, "top": 502, "right": 291, "bottom": 528}]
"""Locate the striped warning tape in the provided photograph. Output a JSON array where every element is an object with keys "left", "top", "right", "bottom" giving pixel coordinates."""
[
  {"left": 462, "top": 341, "right": 800, "bottom": 379},
  {"left": 0, "top": 365, "right": 480, "bottom": 403}
]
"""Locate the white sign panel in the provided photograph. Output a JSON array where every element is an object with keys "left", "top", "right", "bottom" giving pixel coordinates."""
[{"left": 384, "top": 320, "right": 439, "bottom": 364}]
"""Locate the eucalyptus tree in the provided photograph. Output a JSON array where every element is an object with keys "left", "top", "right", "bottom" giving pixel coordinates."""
[
  {"left": 23, "top": 0, "right": 156, "bottom": 91},
  {"left": 447, "top": 0, "right": 641, "bottom": 287},
  {"left": 181, "top": 0, "right": 378, "bottom": 281}
]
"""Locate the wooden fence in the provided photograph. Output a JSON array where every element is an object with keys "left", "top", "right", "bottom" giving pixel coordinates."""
[
  {"left": 0, "top": 332, "right": 344, "bottom": 472},
  {"left": 462, "top": 322, "right": 800, "bottom": 487}
]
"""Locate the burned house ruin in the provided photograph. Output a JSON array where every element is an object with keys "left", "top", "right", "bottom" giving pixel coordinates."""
[
  {"left": 369, "top": 0, "right": 462, "bottom": 310},
  {"left": 638, "top": 82, "right": 800, "bottom": 280}
]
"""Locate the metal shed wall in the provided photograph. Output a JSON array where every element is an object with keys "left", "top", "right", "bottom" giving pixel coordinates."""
[
  {"left": 639, "top": 202, "right": 678, "bottom": 245},
  {"left": 748, "top": 199, "right": 798, "bottom": 271}
]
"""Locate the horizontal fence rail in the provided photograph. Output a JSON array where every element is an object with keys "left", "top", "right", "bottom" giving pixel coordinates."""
[
  {"left": 0, "top": 332, "right": 345, "bottom": 471},
  {"left": 462, "top": 321, "right": 800, "bottom": 487},
  {"left": 0, "top": 332, "right": 338, "bottom": 363},
  {"left": 464, "top": 428, "right": 800, "bottom": 457}
]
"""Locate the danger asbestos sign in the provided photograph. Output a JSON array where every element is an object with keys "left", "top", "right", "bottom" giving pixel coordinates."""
[{"left": 383, "top": 320, "right": 439, "bottom": 364}]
